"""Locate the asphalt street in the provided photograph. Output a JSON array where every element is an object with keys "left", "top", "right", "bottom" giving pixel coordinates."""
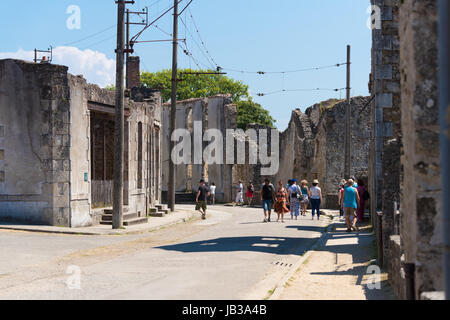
[{"left": 0, "top": 205, "right": 332, "bottom": 300}]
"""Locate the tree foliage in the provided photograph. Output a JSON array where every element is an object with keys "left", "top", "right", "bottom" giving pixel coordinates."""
[
  {"left": 140, "top": 69, "right": 249, "bottom": 103},
  {"left": 107, "top": 69, "right": 276, "bottom": 130},
  {"left": 236, "top": 99, "right": 276, "bottom": 130}
]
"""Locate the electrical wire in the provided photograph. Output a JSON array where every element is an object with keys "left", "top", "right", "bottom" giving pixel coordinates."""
[
  {"left": 256, "top": 87, "right": 346, "bottom": 97},
  {"left": 62, "top": 25, "right": 117, "bottom": 47}
]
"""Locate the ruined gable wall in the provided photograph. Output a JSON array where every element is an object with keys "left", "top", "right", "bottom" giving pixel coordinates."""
[{"left": 274, "top": 97, "right": 370, "bottom": 209}]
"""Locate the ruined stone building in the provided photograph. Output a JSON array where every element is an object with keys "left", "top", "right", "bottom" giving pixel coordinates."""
[
  {"left": 236, "top": 97, "right": 371, "bottom": 209},
  {"left": 369, "top": 0, "right": 444, "bottom": 299},
  {"left": 161, "top": 95, "right": 237, "bottom": 203},
  {"left": 0, "top": 58, "right": 163, "bottom": 227}
]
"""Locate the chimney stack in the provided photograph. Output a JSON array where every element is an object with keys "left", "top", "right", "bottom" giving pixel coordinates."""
[{"left": 127, "top": 56, "right": 140, "bottom": 89}]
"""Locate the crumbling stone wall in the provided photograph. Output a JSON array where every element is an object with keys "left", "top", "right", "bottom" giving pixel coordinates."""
[{"left": 398, "top": 0, "right": 443, "bottom": 298}]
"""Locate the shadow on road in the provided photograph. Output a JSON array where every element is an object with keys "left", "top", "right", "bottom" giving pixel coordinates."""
[{"left": 156, "top": 236, "right": 319, "bottom": 256}]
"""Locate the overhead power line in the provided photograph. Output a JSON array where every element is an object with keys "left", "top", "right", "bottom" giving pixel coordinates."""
[
  {"left": 62, "top": 24, "right": 117, "bottom": 47},
  {"left": 223, "top": 63, "right": 348, "bottom": 75},
  {"left": 256, "top": 87, "right": 346, "bottom": 97}
]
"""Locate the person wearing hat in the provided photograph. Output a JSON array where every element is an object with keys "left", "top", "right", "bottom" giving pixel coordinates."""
[
  {"left": 288, "top": 179, "right": 301, "bottom": 220},
  {"left": 343, "top": 179, "right": 360, "bottom": 232},
  {"left": 309, "top": 179, "right": 322, "bottom": 220}
]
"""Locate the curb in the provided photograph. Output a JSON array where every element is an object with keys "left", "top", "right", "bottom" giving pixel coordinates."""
[
  {"left": 269, "top": 216, "right": 337, "bottom": 300},
  {"left": 0, "top": 211, "right": 197, "bottom": 236}
]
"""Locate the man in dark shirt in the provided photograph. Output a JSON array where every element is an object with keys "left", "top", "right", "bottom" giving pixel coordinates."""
[
  {"left": 260, "top": 178, "right": 275, "bottom": 223},
  {"left": 196, "top": 179, "right": 210, "bottom": 220}
]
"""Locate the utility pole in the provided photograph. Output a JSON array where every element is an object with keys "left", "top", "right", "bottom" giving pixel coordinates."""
[
  {"left": 113, "top": 0, "right": 134, "bottom": 229},
  {"left": 126, "top": 8, "right": 130, "bottom": 89},
  {"left": 168, "top": 0, "right": 178, "bottom": 212},
  {"left": 125, "top": 7, "right": 147, "bottom": 89},
  {"left": 344, "top": 45, "right": 351, "bottom": 179}
]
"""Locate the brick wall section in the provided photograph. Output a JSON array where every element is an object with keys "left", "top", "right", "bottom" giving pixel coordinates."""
[
  {"left": 127, "top": 56, "right": 140, "bottom": 89},
  {"left": 398, "top": 0, "right": 443, "bottom": 298}
]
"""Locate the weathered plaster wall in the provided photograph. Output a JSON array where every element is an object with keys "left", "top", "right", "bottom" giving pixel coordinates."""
[
  {"left": 68, "top": 75, "right": 91, "bottom": 227},
  {"left": 0, "top": 59, "right": 71, "bottom": 225}
]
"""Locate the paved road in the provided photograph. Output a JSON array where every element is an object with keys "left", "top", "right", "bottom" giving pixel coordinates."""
[{"left": 0, "top": 205, "right": 333, "bottom": 300}]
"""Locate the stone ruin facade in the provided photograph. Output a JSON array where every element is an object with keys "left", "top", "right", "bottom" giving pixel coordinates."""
[
  {"left": 0, "top": 58, "right": 163, "bottom": 227},
  {"left": 161, "top": 95, "right": 237, "bottom": 203},
  {"left": 369, "top": 0, "right": 444, "bottom": 299}
]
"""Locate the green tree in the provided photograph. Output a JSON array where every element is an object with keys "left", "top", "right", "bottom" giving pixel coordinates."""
[
  {"left": 236, "top": 99, "right": 276, "bottom": 130},
  {"left": 140, "top": 69, "right": 249, "bottom": 103}
]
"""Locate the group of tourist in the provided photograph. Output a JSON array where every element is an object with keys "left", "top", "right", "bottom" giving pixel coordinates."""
[
  {"left": 195, "top": 176, "right": 369, "bottom": 230},
  {"left": 258, "top": 178, "right": 323, "bottom": 223}
]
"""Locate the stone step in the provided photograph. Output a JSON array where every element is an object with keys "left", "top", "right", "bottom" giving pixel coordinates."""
[
  {"left": 123, "top": 217, "right": 148, "bottom": 226},
  {"left": 103, "top": 207, "right": 129, "bottom": 215},
  {"left": 155, "top": 204, "right": 168, "bottom": 210},
  {"left": 149, "top": 208, "right": 159, "bottom": 214},
  {"left": 101, "top": 212, "right": 137, "bottom": 222},
  {"left": 148, "top": 212, "right": 164, "bottom": 217},
  {"left": 159, "top": 209, "right": 169, "bottom": 215}
]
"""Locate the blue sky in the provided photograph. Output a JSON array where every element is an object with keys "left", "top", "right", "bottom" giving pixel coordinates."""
[{"left": 0, "top": 0, "right": 372, "bottom": 130}]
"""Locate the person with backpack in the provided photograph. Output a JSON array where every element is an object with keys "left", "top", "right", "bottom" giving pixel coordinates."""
[
  {"left": 288, "top": 179, "right": 301, "bottom": 220},
  {"left": 356, "top": 179, "right": 369, "bottom": 222},
  {"left": 260, "top": 179, "right": 275, "bottom": 223}
]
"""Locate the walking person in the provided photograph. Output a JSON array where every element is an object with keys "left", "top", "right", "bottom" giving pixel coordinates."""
[
  {"left": 288, "top": 179, "right": 301, "bottom": 220},
  {"left": 309, "top": 179, "right": 322, "bottom": 220},
  {"left": 274, "top": 181, "right": 290, "bottom": 223},
  {"left": 246, "top": 182, "right": 254, "bottom": 206},
  {"left": 343, "top": 179, "right": 360, "bottom": 232},
  {"left": 260, "top": 179, "right": 275, "bottom": 223},
  {"left": 300, "top": 180, "right": 309, "bottom": 216},
  {"left": 196, "top": 179, "right": 210, "bottom": 220},
  {"left": 286, "top": 179, "right": 293, "bottom": 210},
  {"left": 234, "top": 180, "right": 244, "bottom": 206},
  {"left": 209, "top": 182, "right": 216, "bottom": 205},
  {"left": 338, "top": 180, "right": 346, "bottom": 220},
  {"left": 356, "top": 179, "right": 367, "bottom": 222}
]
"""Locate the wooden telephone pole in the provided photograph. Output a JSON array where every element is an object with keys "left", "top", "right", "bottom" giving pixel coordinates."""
[
  {"left": 168, "top": 0, "right": 178, "bottom": 212},
  {"left": 344, "top": 45, "right": 352, "bottom": 179},
  {"left": 113, "top": 0, "right": 134, "bottom": 229}
]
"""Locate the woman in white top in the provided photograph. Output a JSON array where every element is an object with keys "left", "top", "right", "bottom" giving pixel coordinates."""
[
  {"left": 309, "top": 179, "right": 323, "bottom": 220},
  {"left": 209, "top": 183, "right": 216, "bottom": 205}
]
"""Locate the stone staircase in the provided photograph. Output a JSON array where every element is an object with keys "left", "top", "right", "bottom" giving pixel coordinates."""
[
  {"left": 148, "top": 204, "right": 170, "bottom": 217},
  {"left": 100, "top": 207, "right": 148, "bottom": 226}
]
